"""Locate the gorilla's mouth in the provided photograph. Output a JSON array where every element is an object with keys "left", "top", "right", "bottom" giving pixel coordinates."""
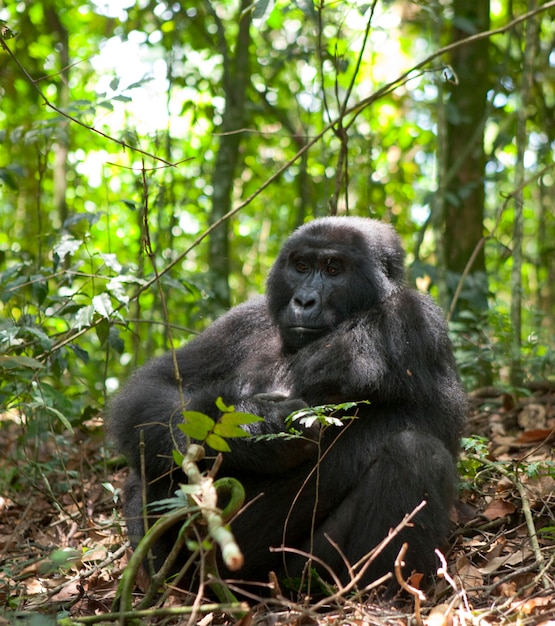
[{"left": 289, "top": 326, "right": 327, "bottom": 336}]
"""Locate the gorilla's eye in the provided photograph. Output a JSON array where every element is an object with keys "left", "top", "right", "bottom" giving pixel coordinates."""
[
  {"left": 325, "top": 260, "right": 341, "bottom": 276},
  {"left": 294, "top": 260, "right": 310, "bottom": 273}
]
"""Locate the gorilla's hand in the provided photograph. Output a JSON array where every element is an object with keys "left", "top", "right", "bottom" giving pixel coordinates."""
[
  {"left": 250, "top": 391, "right": 321, "bottom": 441},
  {"left": 249, "top": 391, "right": 308, "bottom": 420},
  {"left": 217, "top": 392, "right": 319, "bottom": 473}
]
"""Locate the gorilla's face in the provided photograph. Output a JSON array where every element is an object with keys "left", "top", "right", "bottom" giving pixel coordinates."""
[
  {"left": 267, "top": 218, "right": 404, "bottom": 352},
  {"left": 278, "top": 247, "right": 351, "bottom": 350}
]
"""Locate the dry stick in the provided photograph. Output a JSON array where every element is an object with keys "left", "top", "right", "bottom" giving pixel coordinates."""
[
  {"left": 466, "top": 454, "right": 551, "bottom": 591},
  {"left": 305, "top": 500, "right": 428, "bottom": 611},
  {"left": 474, "top": 555, "right": 555, "bottom": 624},
  {"left": 513, "top": 474, "right": 549, "bottom": 590},
  {"left": 59, "top": 602, "right": 247, "bottom": 626},
  {"left": 394, "top": 543, "right": 426, "bottom": 626},
  {"left": 45, "top": 544, "right": 129, "bottom": 600},
  {"left": 279, "top": 419, "right": 355, "bottom": 579},
  {"left": 327, "top": 0, "right": 378, "bottom": 214},
  {"left": 435, "top": 549, "right": 473, "bottom": 620}
]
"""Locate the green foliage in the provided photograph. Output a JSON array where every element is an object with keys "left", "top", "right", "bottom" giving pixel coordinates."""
[
  {"left": 176, "top": 397, "right": 264, "bottom": 453},
  {"left": 287, "top": 400, "right": 370, "bottom": 429},
  {"left": 460, "top": 435, "right": 555, "bottom": 492}
]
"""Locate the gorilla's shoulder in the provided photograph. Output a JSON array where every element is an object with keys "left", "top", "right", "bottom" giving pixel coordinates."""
[
  {"left": 201, "top": 295, "right": 274, "bottom": 338},
  {"left": 175, "top": 295, "right": 277, "bottom": 362}
]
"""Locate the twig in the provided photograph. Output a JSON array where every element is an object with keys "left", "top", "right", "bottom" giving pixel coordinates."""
[
  {"left": 435, "top": 549, "right": 473, "bottom": 619},
  {"left": 307, "top": 500, "right": 427, "bottom": 611},
  {"left": 58, "top": 602, "right": 248, "bottom": 626},
  {"left": 513, "top": 472, "right": 549, "bottom": 590},
  {"left": 394, "top": 543, "right": 426, "bottom": 626}
]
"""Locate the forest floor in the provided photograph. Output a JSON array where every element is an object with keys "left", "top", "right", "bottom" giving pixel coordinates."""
[{"left": 1, "top": 385, "right": 554, "bottom": 626}]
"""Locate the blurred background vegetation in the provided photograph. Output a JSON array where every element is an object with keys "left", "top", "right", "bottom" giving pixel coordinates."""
[{"left": 0, "top": 0, "right": 554, "bottom": 443}]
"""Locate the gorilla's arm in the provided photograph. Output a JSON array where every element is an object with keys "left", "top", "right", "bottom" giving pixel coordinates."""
[
  {"left": 289, "top": 289, "right": 465, "bottom": 450},
  {"left": 109, "top": 297, "right": 315, "bottom": 481}
]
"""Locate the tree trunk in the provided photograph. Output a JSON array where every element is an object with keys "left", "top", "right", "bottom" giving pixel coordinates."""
[
  {"left": 45, "top": 7, "right": 69, "bottom": 227},
  {"left": 443, "top": 0, "right": 490, "bottom": 310},
  {"left": 208, "top": 0, "right": 252, "bottom": 312},
  {"left": 511, "top": 0, "right": 539, "bottom": 386}
]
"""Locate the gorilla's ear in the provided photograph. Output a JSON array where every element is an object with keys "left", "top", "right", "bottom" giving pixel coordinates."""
[
  {"left": 369, "top": 226, "right": 406, "bottom": 302},
  {"left": 381, "top": 243, "right": 405, "bottom": 283}
]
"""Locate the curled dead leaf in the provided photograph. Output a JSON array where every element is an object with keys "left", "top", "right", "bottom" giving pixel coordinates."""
[
  {"left": 455, "top": 555, "right": 483, "bottom": 588},
  {"left": 482, "top": 498, "right": 516, "bottom": 520}
]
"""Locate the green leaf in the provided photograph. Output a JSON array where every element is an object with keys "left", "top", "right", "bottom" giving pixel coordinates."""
[
  {"left": 206, "top": 433, "right": 231, "bottom": 452},
  {"left": 215, "top": 396, "right": 234, "bottom": 413},
  {"left": 96, "top": 318, "right": 110, "bottom": 345},
  {"left": 31, "top": 274, "right": 48, "bottom": 305},
  {"left": 44, "top": 406, "right": 74, "bottom": 433},
  {"left": 179, "top": 411, "right": 215, "bottom": 440},
  {"left": 0, "top": 355, "right": 43, "bottom": 370},
  {"left": 108, "top": 327, "right": 125, "bottom": 354},
  {"left": 213, "top": 422, "right": 249, "bottom": 438},
  {"left": 172, "top": 449, "right": 185, "bottom": 467},
  {"left": 70, "top": 344, "right": 89, "bottom": 364},
  {"left": 220, "top": 412, "right": 264, "bottom": 426},
  {"left": 253, "top": 0, "right": 274, "bottom": 20}
]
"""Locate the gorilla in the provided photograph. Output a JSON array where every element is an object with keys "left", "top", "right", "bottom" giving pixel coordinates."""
[{"left": 109, "top": 216, "right": 467, "bottom": 594}]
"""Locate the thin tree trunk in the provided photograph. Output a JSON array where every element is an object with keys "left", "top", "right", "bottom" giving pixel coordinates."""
[
  {"left": 443, "top": 1, "right": 490, "bottom": 309},
  {"left": 511, "top": 0, "right": 539, "bottom": 386},
  {"left": 207, "top": 0, "right": 252, "bottom": 312},
  {"left": 45, "top": 7, "right": 69, "bottom": 227}
]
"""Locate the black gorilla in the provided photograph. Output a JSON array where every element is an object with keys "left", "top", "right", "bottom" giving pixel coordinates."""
[{"left": 110, "top": 217, "right": 466, "bottom": 592}]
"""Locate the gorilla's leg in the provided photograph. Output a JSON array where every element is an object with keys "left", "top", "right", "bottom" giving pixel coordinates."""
[{"left": 289, "top": 431, "right": 457, "bottom": 587}]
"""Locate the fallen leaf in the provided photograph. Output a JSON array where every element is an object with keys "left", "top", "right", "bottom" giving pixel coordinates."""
[
  {"left": 455, "top": 555, "right": 483, "bottom": 588},
  {"left": 517, "top": 404, "right": 547, "bottom": 430},
  {"left": 511, "top": 595, "right": 554, "bottom": 615},
  {"left": 482, "top": 499, "right": 516, "bottom": 520},
  {"left": 517, "top": 428, "right": 553, "bottom": 444},
  {"left": 479, "top": 548, "right": 531, "bottom": 575}
]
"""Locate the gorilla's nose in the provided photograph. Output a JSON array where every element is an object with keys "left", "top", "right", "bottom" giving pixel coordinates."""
[{"left": 292, "top": 288, "right": 320, "bottom": 312}]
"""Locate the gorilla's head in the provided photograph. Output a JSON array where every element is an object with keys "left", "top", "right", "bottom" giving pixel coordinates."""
[{"left": 267, "top": 217, "right": 406, "bottom": 352}]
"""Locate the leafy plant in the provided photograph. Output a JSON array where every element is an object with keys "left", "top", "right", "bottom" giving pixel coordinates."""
[{"left": 175, "top": 396, "right": 264, "bottom": 455}]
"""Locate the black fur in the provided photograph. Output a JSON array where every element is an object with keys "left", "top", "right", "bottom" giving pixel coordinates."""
[{"left": 109, "top": 217, "right": 466, "bottom": 590}]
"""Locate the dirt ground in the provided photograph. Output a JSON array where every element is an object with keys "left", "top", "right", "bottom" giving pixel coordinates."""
[{"left": 1, "top": 385, "right": 554, "bottom": 625}]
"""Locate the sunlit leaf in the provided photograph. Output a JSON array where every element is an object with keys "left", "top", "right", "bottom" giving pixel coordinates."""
[
  {"left": 92, "top": 293, "right": 114, "bottom": 318},
  {"left": 213, "top": 422, "right": 249, "bottom": 438},
  {"left": 220, "top": 412, "right": 264, "bottom": 426},
  {"left": 215, "top": 397, "right": 234, "bottom": 413},
  {"left": 206, "top": 433, "right": 231, "bottom": 452},
  {"left": 53, "top": 234, "right": 82, "bottom": 261},
  {"left": 179, "top": 412, "right": 215, "bottom": 440}
]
